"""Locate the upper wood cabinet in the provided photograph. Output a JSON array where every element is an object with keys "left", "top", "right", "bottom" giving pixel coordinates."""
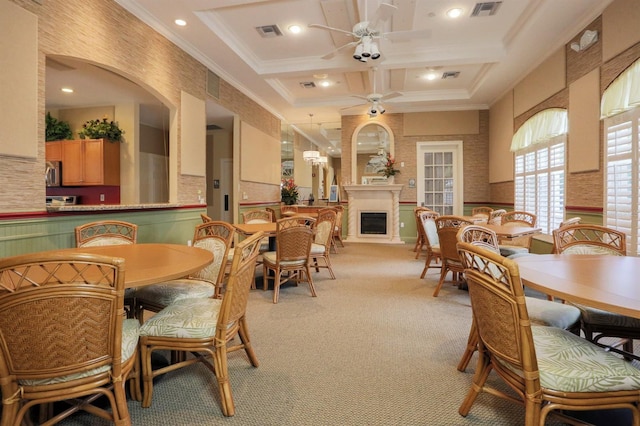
[
  {"left": 61, "top": 139, "right": 120, "bottom": 186},
  {"left": 45, "top": 141, "right": 62, "bottom": 162}
]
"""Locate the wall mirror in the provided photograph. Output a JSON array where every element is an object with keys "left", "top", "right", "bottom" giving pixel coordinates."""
[{"left": 351, "top": 122, "right": 394, "bottom": 185}]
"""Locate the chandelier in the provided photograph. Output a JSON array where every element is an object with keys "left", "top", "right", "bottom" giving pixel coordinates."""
[{"left": 302, "top": 113, "right": 324, "bottom": 165}]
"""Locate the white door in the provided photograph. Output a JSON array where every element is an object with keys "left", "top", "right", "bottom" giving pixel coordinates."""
[
  {"left": 219, "top": 158, "right": 233, "bottom": 223},
  {"left": 416, "top": 141, "right": 463, "bottom": 215}
]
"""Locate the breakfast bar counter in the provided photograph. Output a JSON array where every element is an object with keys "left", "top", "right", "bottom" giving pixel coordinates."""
[{"left": 46, "top": 203, "right": 184, "bottom": 213}]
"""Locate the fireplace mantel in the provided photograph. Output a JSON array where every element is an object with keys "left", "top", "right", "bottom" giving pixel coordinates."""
[{"left": 343, "top": 184, "right": 403, "bottom": 244}]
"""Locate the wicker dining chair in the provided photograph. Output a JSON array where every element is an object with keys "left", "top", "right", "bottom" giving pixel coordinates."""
[
  {"left": 418, "top": 210, "right": 441, "bottom": 278},
  {"left": 135, "top": 221, "right": 234, "bottom": 318},
  {"left": 498, "top": 210, "right": 537, "bottom": 256},
  {"left": 455, "top": 225, "right": 580, "bottom": 372},
  {"left": 265, "top": 207, "right": 278, "bottom": 222},
  {"left": 0, "top": 252, "right": 140, "bottom": 426},
  {"left": 75, "top": 220, "right": 138, "bottom": 247},
  {"left": 241, "top": 209, "right": 272, "bottom": 223},
  {"left": 331, "top": 205, "right": 345, "bottom": 252},
  {"left": 432, "top": 216, "right": 474, "bottom": 297},
  {"left": 553, "top": 224, "right": 640, "bottom": 358},
  {"left": 457, "top": 241, "right": 640, "bottom": 425},
  {"left": 263, "top": 217, "right": 317, "bottom": 304},
  {"left": 310, "top": 208, "right": 337, "bottom": 279},
  {"left": 201, "top": 213, "right": 213, "bottom": 223},
  {"left": 488, "top": 209, "right": 507, "bottom": 225},
  {"left": 413, "top": 206, "right": 433, "bottom": 257},
  {"left": 76, "top": 220, "right": 138, "bottom": 317},
  {"left": 280, "top": 205, "right": 299, "bottom": 217},
  {"left": 549, "top": 217, "right": 582, "bottom": 254},
  {"left": 138, "top": 231, "right": 263, "bottom": 417},
  {"left": 470, "top": 206, "right": 493, "bottom": 224}
]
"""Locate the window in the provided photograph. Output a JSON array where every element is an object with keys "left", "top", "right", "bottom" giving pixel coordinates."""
[
  {"left": 604, "top": 108, "right": 639, "bottom": 255},
  {"left": 514, "top": 136, "right": 565, "bottom": 234},
  {"left": 511, "top": 109, "right": 567, "bottom": 234}
]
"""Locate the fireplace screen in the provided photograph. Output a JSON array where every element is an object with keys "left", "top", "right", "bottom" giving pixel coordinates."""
[{"left": 360, "top": 212, "right": 387, "bottom": 235}]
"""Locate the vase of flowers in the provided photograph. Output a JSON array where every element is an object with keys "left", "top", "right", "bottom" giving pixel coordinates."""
[
  {"left": 379, "top": 153, "right": 400, "bottom": 183},
  {"left": 78, "top": 116, "right": 125, "bottom": 142},
  {"left": 281, "top": 178, "right": 299, "bottom": 205}
]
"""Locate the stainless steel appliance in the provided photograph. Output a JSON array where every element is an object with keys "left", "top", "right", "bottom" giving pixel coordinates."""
[
  {"left": 46, "top": 195, "right": 78, "bottom": 206},
  {"left": 45, "top": 161, "right": 61, "bottom": 187}
]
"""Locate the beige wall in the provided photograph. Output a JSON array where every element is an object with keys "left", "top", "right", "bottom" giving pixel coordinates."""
[{"left": 2, "top": 0, "right": 280, "bottom": 213}]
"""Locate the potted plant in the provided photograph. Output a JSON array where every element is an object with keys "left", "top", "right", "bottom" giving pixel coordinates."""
[
  {"left": 78, "top": 116, "right": 125, "bottom": 142},
  {"left": 281, "top": 178, "right": 299, "bottom": 205},
  {"left": 379, "top": 153, "right": 400, "bottom": 182},
  {"left": 45, "top": 112, "right": 72, "bottom": 141}
]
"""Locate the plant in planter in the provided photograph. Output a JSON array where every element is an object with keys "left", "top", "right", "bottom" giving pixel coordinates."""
[
  {"left": 281, "top": 178, "right": 299, "bottom": 205},
  {"left": 78, "top": 116, "right": 125, "bottom": 142},
  {"left": 45, "top": 112, "right": 72, "bottom": 141}
]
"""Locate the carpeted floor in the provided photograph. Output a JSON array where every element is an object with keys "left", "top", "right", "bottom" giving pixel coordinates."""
[{"left": 59, "top": 242, "right": 631, "bottom": 425}]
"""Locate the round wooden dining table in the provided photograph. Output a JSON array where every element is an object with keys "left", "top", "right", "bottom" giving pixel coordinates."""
[{"left": 52, "top": 243, "right": 213, "bottom": 288}]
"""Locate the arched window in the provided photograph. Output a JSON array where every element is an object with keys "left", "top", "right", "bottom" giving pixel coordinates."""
[
  {"left": 511, "top": 108, "right": 568, "bottom": 234},
  {"left": 602, "top": 58, "right": 640, "bottom": 255}
]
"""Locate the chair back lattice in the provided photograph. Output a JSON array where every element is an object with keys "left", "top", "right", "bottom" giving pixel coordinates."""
[
  {"left": 457, "top": 242, "right": 534, "bottom": 373},
  {"left": 488, "top": 209, "right": 507, "bottom": 225},
  {"left": 0, "top": 252, "right": 128, "bottom": 423},
  {"left": 277, "top": 216, "right": 316, "bottom": 231},
  {"left": 241, "top": 209, "right": 272, "bottom": 224},
  {"left": 280, "top": 205, "right": 299, "bottom": 216},
  {"left": 217, "top": 232, "right": 263, "bottom": 336},
  {"left": 456, "top": 225, "right": 500, "bottom": 254},
  {"left": 471, "top": 207, "right": 493, "bottom": 221},
  {"left": 435, "top": 216, "right": 474, "bottom": 263},
  {"left": 314, "top": 209, "right": 337, "bottom": 249},
  {"left": 190, "top": 221, "right": 235, "bottom": 287},
  {"left": 550, "top": 217, "right": 582, "bottom": 253},
  {"left": 75, "top": 220, "right": 138, "bottom": 247},
  {"left": 501, "top": 211, "right": 537, "bottom": 227},
  {"left": 553, "top": 224, "right": 626, "bottom": 256},
  {"left": 265, "top": 207, "right": 278, "bottom": 222},
  {"left": 200, "top": 213, "right": 213, "bottom": 223}
]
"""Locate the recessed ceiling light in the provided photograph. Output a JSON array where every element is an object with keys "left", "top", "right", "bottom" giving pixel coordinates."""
[
  {"left": 288, "top": 25, "right": 302, "bottom": 34},
  {"left": 319, "top": 81, "right": 331, "bottom": 87},
  {"left": 424, "top": 72, "right": 439, "bottom": 81},
  {"left": 447, "top": 8, "right": 463, "bottom": 18},
  {"left": 61, "top": 87, "right": 73, "bottom": 93},
  {"left": 175, "top": 19, "right": 187, "bottom": 26}
]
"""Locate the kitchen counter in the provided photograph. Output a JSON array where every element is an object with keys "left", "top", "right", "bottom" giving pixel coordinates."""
[{"left": 46, "top": 203, "right": 185, "bottom": 212}]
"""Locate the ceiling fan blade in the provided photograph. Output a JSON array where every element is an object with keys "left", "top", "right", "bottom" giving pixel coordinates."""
[
  {"left": 381, "top": 91, "right": 402, "bottom": 101},
  {"left": 321, "top": 41, "right": 359, "bottom": 60},
  {"left": 369, "top": 3, "right": 397, "bottom": 31},
  {"left": 383, "top": 29, "right": 432, "bottom": 42},
  {"left": 308, "top": 23, "right": 356, "bottom": 38},
  {"left": 340, "top": 102, "right": 366, "bottom": 111}
]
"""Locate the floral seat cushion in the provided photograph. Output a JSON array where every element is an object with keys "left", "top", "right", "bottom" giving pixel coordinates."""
[
  {"left": 140, "top": 297, "right": 223, "bottom": 339},
  {"left": 499, "top": 326, "right": 640, "bottom": 393},
  {"left": 135, "top": 278, "right": 215, "bottom": 306}
]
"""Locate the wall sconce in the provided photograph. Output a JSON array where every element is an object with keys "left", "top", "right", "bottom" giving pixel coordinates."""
[{"left": 570, "top": 30, "right": 598, "bottom": 52}]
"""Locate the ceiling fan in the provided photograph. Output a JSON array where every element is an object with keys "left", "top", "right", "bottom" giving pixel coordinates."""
[
  {"left": 342, "top": 67, "right": 401, "bottom": 117},
  {"left": 309, "top": 1, "right": 431, "bottom": 61}
]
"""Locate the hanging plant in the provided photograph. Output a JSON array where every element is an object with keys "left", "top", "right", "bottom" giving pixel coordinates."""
[
  {"left": 45, "top": 112, "right": 72, "bottom": 141},
  {"left": 78, "top": 116, "right": 125, "bottom": 142}
]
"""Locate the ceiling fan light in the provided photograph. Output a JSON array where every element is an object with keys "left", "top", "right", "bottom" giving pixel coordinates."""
[
  {"left": 353, "top": 44, "right": 363, "bottom": 60},
  {"left": 370, "top": 42, "right": 380, "bottom": 60},
  {"left": 361, "top": 37, "right": 372, "bottom": 57}
]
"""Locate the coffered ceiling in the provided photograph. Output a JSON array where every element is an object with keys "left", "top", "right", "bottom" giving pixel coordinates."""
[{"left": 47, "top": 0, "right": 612, "bottom": 154}]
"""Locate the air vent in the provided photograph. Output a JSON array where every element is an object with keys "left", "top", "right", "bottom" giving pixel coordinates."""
[
  {"left": 471, "top": 1, "right": 502, "bottom": 17},
  {"left": 206, "top": 124, "right": 222, "bottom": 131},
  {"left": 300, "top": 81, "right": 316, "bottom": 89},
  {"left": 207, "top": 70, "right": 220, "bottom": 99},
  {"left": 256, "top": 25, "right": 283, "bottom": 38},
  {"left": 442, "top": 71, "right": 460, "bottom": 79}
]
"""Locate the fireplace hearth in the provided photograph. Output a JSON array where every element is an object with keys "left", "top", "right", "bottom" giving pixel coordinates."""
[{"left": 343, "top": 184, "right": 403, "bottom": 244}]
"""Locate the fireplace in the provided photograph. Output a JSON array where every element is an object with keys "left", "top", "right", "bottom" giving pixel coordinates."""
[
  {"left": 343, "top": 184, "right": 403, "bottom": 244},
  {"left": 361, "top": 212, "right": 387, "bottom": 234}
]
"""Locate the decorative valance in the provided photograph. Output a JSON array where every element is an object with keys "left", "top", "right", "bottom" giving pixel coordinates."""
[
  {"left": 601, "top": 58, "right": 640, "bottom": 118},
  {"left": 510, "top": 108, "right": 568, "bottom": 152}
]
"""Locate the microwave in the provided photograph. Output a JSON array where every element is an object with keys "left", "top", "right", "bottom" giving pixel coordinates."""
[{"left": 45, "top": 161, "right": 61, "bottom": 187}]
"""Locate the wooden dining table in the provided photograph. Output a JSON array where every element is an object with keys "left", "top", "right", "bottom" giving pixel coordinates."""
[
  {"left": 482, "top": 223, "right": 542, "bottom": 242},
  {"left": 515, "top": 254, "right": 640, "bottom": 320},
  {"left": 52, "top": 243, "right": 213, "bottom": 289}
]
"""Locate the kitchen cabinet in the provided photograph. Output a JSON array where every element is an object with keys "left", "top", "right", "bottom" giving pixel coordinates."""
[
  {"left": 45, "top": 141, "right": 62, "bottom": 162},
  {"left": 62, "top": 139, "right": 120, "bottom": 186}
]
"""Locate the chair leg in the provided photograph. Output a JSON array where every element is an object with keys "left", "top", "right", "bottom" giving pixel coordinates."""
[
  {"left": 238, "top": 317, "right": 260, "bottom": 367},
  {"left": 140, "top": 344, "right": 154, "bottom": 408},
  {"left": 457, "top": 319, "right": 478, "bottom": 372},
  {"left": 213, "top": 344, "right": 235, "bottom": 417},
  {"left": 432, "top": 265, "right": 449, "bottom": 297},
  {"left": 420, "top": 253, "right": 433, "bottom": 278},
  {"left": 458, "top": 351, "right": 492, "bottom": 417},
  {"left": 305, "top": 265, "right": 317, "bottom": 297},
  {"left": 273, "top": 268, "right": 283, "bottom": 304}
]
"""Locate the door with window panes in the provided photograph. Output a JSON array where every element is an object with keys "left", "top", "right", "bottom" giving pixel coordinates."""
[{"left": 417, "top": 141, "right": 464, "bottom": 215}]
